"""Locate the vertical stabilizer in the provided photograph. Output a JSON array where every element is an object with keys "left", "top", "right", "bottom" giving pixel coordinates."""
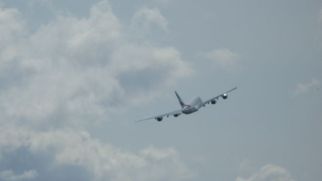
[{"left": 175, "top": 91, "right": 185, "bottom": 108}]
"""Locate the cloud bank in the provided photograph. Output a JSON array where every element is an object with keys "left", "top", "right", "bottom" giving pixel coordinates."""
[
  {"left": 0, "top": 0, "right": 192, "bottom": 127},
  {"left": 0, "top": 1, "right": 193, "bottom": 180},
  {"left": 0, "top": 169, "right": 37, "bottom": 181},
  {"left": 0, "top": 127, "right": 191, "bottom": 181}
]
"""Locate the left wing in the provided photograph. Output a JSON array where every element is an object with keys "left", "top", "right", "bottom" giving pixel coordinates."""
[
  {"left": 136, "top": 109, "right": 182, "bottom": 122},
  {"left": 202, "top": 87, "right": 237, "bottom": 106}
]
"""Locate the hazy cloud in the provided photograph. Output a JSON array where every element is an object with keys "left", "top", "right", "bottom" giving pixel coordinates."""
[
  {"left": 293, "top": 78, "right": 320, "bottom": 96},
  {"left": 236, "top": 164, "right": 295, "bottom": 181},
  {"left": 150, "top": 0, "right": 172, "bottom": 5},
  {"left": 0, "top": 6, "right": 26, "bottom": 67},
  {"left": 0, "top": 1, "right": 193, "bottom": 180},
  {"left": 0, "top": 127, "right": 192, "bottom": 181},
  {"left": 205, "top": 48, "right": 240, "bottom": 71},
  {"left": 0, "top": 170, "right": 38, "bottom": 181},
  {"left": 0, "top": 0, "right": 191, "bottom": 127},
  {"left": 131, "top": 7, "right": 168, "bottom": 32},
  {"left": 0, "top": 6, "right": 24, "bottom": 44}
]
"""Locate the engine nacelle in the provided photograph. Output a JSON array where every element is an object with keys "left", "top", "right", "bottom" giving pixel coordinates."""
[
  {"left": 156, "top": 117, "right": 163, "bottom": 121},
  {"left": 211, "top": 100, "right": 217, "bottom": 104},
  {"left": 222, "top": 94, "right": 228, "bottom": 99},
  {"left": 174, "top": 114, "right": 180, "bottom": 117}
]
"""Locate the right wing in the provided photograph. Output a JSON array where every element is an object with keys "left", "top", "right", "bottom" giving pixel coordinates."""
[
  {"left": 136, "top": 109, "right": 182, "bottom": 122},
  {"left": 202, "top": 87, "right": 237, "bottom": 106}
]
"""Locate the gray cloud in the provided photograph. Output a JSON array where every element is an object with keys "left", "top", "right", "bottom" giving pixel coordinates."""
[
  {"left": 0, "top": 127, "right": 192, "bottom": 181},
  {"left": 293, "top": 78, "right": 320, "bottom": 96},
  {"left": 0, "top": 170, "right": 37, "bottom": 181},
  {"left": 0, "top": 0, "right": 192, "bottom": 128},
  {"left": 0, "top": 6, "right": 25, "bottom": 47},
  {"left": 204, "top": 48, "right": 241, "bottom": 71},
  {"left": 0, "top": 146, "right": 92, "bottom": 181},
  {"left": 131, "top": 7, "right": 168, "bottom": 32},
  {"left": 149, "top": 0, "right": 172, "bottom": 5},
  {"left": 0, "top": 1, "right": 193, "bottom": 180},
  {"left": 236, "top": 164, "right": 295, "bottom": 181}
]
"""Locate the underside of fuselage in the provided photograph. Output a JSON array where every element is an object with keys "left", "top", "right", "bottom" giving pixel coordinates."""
[{"left": 182, "top": 107, "right": 198, "bottom": 114}]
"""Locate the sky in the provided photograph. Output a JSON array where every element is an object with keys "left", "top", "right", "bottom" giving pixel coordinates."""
[{"left": 0, "top": 0, "right": 321, "bottom": 181}]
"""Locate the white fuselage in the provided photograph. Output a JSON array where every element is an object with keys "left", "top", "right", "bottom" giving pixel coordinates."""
[{"left": 182, "top": 97, "right": 203, "bottom": 114}]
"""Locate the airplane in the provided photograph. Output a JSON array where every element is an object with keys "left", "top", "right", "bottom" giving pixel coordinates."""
[{"left": 136, "top": 87, "right": 237, "bottom": 122}]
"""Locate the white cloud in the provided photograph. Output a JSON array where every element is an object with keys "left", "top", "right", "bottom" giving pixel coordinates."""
[
  {"left": 236, "top": 164, "right": 295, "bottom": 181},
  {"left": 0, "top": 6, "right": 25, "bottom": 44},
  {"left": 0, "top": 6, "right": 26, "bottom": 66},
  {"left": 0, "top": 127, "right": 192, "bottom": 181},
  {"left": 205, "top": 48, "right": 240, "bottom": 71},
  {"left": 0, "top": 1, "right": 193, "bottom": 180},
  {"left": 293, "top": 78, "right": 320, "bottom": 96},
  {"left": 0, "top": 170, "right": 38, "bottom": 181},
  {"left": 131, "top": 7, "right": 168, "bottom": 32},
  {"left": 0, "top": 0, "right": 192, "bottom": 127}
]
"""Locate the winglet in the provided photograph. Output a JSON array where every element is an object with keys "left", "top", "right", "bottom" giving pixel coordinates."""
[{"left": 226, "top": 86, "right": 238, "bottom": 93}]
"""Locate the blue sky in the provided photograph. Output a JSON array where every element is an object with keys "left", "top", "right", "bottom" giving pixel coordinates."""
[{"left": 0, "top": 0, "right": 321, "bottom": 181}]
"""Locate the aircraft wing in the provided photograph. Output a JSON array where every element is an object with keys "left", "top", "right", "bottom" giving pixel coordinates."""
[
  {"left": 202, "top": 87, "right": 237, "bottom": 106},
  {"left": 136, "top": 109, "right": 182, "bottom": 122}
]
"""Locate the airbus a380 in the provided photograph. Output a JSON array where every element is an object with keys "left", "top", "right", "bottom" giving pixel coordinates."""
[{"left": 137, "top": 87, "right": 237, "bottom": 122}]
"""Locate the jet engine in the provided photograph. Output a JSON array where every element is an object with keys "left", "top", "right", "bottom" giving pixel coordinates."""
[
  {"left": 174, "top": 114, "right": 180, "bottom": 117},
  {"left": 222, "top": 94, "right": 228, "bottom": 99},
  {"left": 156, "top": 117, "right": 163, "bottom": 121},
  {"left": 211, "top": 100, "right": 217, "bottom": 104}
]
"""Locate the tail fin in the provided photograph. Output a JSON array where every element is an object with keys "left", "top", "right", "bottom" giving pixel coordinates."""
[{"left": 175, "top": 91, "right": 185, "bottom": 108}]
